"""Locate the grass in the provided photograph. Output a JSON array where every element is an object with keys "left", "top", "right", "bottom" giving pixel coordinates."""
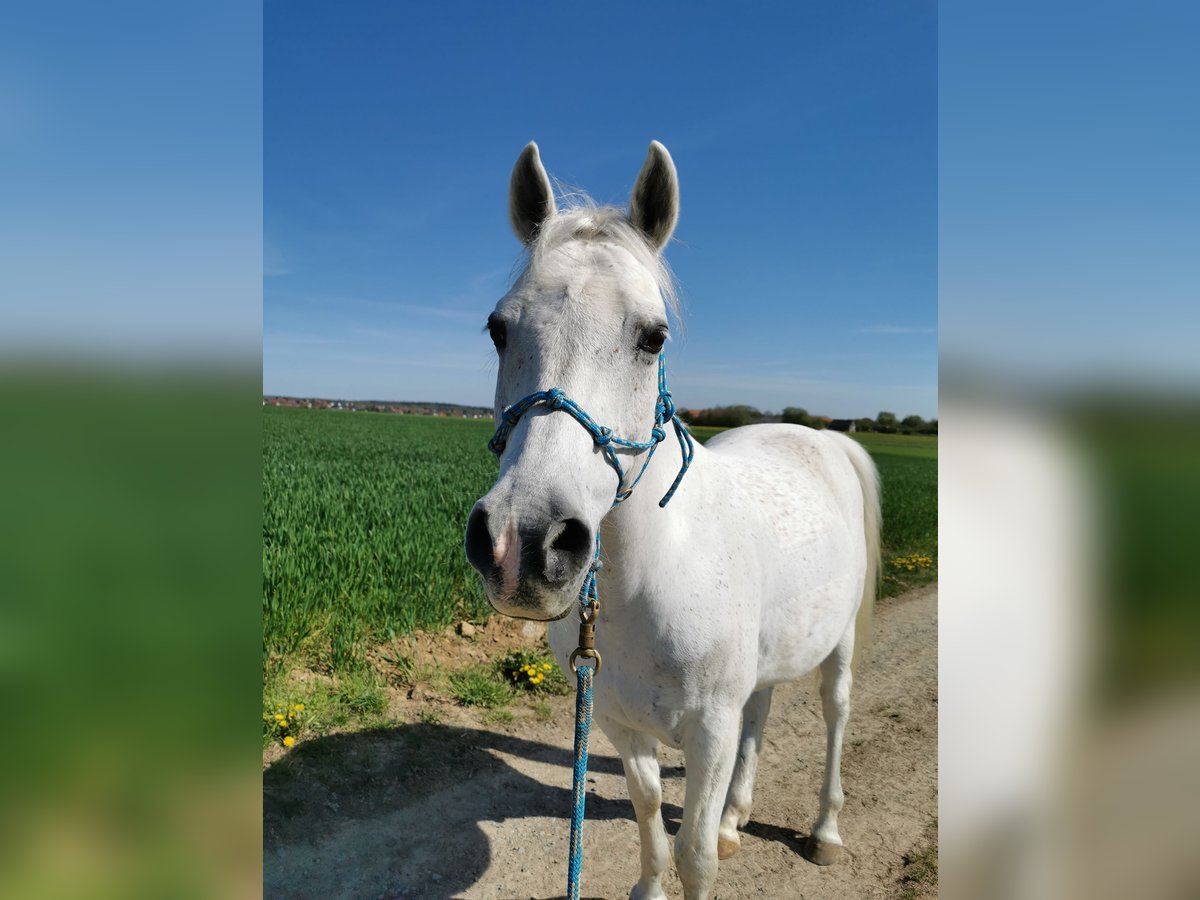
[
  {"left": 263, "top": 407, "right": 497, "bottom": 672},
  {"left": 262, "top": 666, "right": 390, "bottom": 749},
  {"left": 851, "top": 431, "right": 938, "bottom": 459},
  {"left": 448, "top": 666, "right": 514, "bottom": 708},
  {"left": 685, "top": 424, "right": 729, "bottom": 443},
  {"left": 417, "top": 708, "right": 444, "bottom": 725},
  {"left": 897, "top": 841, "right": 938, "bottom": 899},
  {"left": 868, "top": 451, "right": 938, "bottom": 596}
]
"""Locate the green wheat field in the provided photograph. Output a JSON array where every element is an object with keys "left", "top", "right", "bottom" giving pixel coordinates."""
[{"left": 263, "top": 408, "right": 937, "bottom": 676}]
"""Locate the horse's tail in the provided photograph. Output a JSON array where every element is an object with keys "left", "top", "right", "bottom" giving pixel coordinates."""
[{"left": 834, "top": 435, "right": 882, "bottom": 672}]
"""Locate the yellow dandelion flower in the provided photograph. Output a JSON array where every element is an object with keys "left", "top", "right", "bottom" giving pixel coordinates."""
[
  {"left": 293, "top": 703, "right": 305, "bottom": 711},
  {"left": 542, "top": 663, "right": 551, "bottom": 670},
  {"left": 282, "top": 736, "right": 295, "bottom": 748},
  {"left": 274, "top": 713, "right": 285, "bottom": 721},
  {"left": 279, "top": 719, "right": 288, "bottom": 728}
]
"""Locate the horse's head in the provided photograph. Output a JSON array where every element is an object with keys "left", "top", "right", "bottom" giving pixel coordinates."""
[{"left": 465, "top": 141, "right": 681, "bottom": 620}]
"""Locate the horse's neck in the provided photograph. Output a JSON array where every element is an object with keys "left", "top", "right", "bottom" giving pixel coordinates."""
[{"left": 600, "top": 438, "right": 714, "bottom": 589}]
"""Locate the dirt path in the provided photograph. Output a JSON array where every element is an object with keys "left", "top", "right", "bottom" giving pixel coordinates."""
[{"left": 264, "top": 584, "right": 937, "bottom": 899}]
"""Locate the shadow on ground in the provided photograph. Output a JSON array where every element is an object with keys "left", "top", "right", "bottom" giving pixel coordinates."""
[
  {"left": 263, "top": 721, "right": 808, "bottom": 899},
  {"left": 264, "top": 722, "right": 665, "bottom": 897}
]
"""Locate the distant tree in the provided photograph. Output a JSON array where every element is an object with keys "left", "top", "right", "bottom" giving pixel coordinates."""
[
  {"left": 875, "top": 411, "right": 899, "bottom": 434},
  {"left": 855, "top": 417, "right": 876, "bottom": 433},
  {"left": 901, "top": 414, "right": 926, "bottom": 434},
  {"left": 676, "top": 408, "right": 696, "bottom": 425},
  {"left": 781, "top": 407, "right": 814, "bottom": 427},
  {"left": 691, "top": 405, "right": 762, "bottom": 428},
  {"left": 920, "top": 418, "right": 938, "bottom": 435}
]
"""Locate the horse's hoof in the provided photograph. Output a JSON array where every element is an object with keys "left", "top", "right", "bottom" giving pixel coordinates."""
[
  {"left": 717, "top": 833, "right": 740, "bottom": 860},
  {"left": 629, "top": 883, "right": 667, "bottom": 900},
  {"left": 803, "top": 836, "right": 844, "bottom": 866}
]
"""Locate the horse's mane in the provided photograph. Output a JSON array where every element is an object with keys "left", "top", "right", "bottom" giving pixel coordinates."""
[{"left": 517, "top": 189, "right": 682, "bottom": 326}]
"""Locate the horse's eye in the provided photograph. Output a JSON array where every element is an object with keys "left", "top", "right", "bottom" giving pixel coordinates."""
[
  {"left": 487, "top": 318, "right": 507, "bottom": 350},
  {"left": 637, "top": 326, "right": 668, "bottom": 355}
]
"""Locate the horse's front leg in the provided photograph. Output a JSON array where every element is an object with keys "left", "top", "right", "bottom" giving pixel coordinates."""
[
  {"left": 675, "top": 711, "right": 741, "bottom": 900},
  {"left": 603, "top": 719, "right": 671, "bottom": 900},
  {"left": 718, "top": 686, "right": 774, "bottom": 859}
]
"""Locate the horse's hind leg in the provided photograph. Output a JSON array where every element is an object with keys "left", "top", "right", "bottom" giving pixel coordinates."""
[
  {"left": 806, "top": 623, "right": 855, "bottom": 866},
  {"left": 604, "top": 720, "right": 671, "bottom": 900},
  {"left": 717, "top": 687, "right": 773, "bottom": 859}
]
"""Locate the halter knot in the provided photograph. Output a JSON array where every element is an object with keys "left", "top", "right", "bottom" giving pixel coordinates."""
[
  {"left": 547, "top": 388, "right": 566, "bottom": 410},
  {"left": 487, "top": 435, "right": 506, "bottom": 456},
  {"left": 659, "top": 391, "right": 676, "bottom": 421},
  {"left": 650, "top": 426, "right": 666, "bottom": 443},
  {"left": 594, "top": 426, "right": 613, "bottom": 446}
]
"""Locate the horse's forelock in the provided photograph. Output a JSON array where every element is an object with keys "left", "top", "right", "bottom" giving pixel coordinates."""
[{"left": 517, "top": 190, "right": 682, "bottom": 327}]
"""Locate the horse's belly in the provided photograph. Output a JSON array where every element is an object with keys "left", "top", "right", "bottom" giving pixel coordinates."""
[
  {"left": 755, "top": 571, "right": 859, "bottom": 685},
  {"left": 753, "top": 520, "right": 863, "bottom": 684}
]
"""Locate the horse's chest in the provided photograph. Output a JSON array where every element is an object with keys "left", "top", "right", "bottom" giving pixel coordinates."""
[{"left": 548, "top": 608, "right": 753, "bottom": 746}]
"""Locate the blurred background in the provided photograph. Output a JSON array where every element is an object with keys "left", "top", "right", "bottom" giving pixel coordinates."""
[
  {"left": 0, "top": 2, "right": 262, "bottom": 897},
  {"left": 940, "top": 2, "right": 1199, "bottom": 897},
  {"left": 0, "top": 1, "right": 1196, "bottom": 898}
]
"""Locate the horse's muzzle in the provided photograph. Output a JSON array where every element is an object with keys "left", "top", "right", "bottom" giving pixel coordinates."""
[{"left": 464, "top": 500, "right": 593, "bottom": 619}]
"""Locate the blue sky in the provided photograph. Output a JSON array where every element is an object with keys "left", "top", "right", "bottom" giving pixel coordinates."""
[
  {"left": 0, "top": 2, "right": 261, "bottom": 358},
  {"left": 940, "top": 1, "right": 1199, "bottom": 390},
  {"left": 265, "top": 1, "right": 937, "bottom": 419}
]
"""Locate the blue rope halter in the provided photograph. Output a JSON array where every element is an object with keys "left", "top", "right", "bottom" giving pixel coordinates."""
[
  {"left": 486, "top": 351, "right": 693, "bottom": 900},
  {"left": 488, "top": 352, "right": 693, "bottom": 509}
]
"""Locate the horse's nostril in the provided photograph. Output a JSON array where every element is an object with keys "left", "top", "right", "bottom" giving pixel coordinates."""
[
  {"left": 551, "top": 518, "right": 591, "bottom": 557},
  {"left": 544, "top": 517, "right": 592, "bottom": 584},
  {"left": 464, "top": 505, "right": 494, "bottom": 573}
]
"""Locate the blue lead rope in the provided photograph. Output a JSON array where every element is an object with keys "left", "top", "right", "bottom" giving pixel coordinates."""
[
  {"left": 567, "top": 664, "right": 593, "bottom": 899},
  {"left": 487, "top": 352, "right": 693, "bottom": 900}
]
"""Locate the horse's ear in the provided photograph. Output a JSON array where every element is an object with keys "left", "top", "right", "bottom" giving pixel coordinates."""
[
  {"left": 629, "top": 141, "right": 679, "bottom": 251},
  {"left": 508, "top": 142, "right": 556, "bottom": 244}
]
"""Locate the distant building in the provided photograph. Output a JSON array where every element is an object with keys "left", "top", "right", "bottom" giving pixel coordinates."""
[{"left": 828, "top": 419, "right": 856, "bottom": 433}]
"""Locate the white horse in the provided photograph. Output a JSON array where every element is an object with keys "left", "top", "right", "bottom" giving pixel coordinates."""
[{"left": 465, "top": 141, "right": 881, "bottom": 900}]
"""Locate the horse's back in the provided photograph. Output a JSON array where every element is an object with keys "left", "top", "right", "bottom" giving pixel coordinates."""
[
  {"left": 703, "top": 423, "right": 872, "bottom": 682},
  {"left": 704, "top": 423, "right": 864, "bottom": 519}
]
